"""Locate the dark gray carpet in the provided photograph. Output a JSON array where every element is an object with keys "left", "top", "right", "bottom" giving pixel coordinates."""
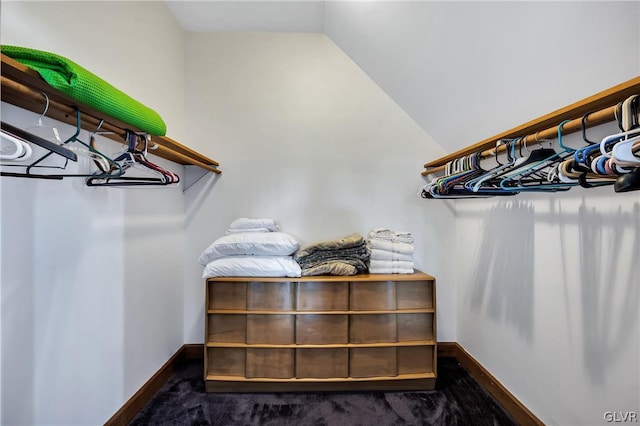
[{"left": 130, "top": 357, "right": 517, "bottom": 425}]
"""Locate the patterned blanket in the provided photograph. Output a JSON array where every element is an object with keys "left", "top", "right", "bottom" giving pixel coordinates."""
[{"left": 294, "top": 233, "right": 370, "bottom": 276}]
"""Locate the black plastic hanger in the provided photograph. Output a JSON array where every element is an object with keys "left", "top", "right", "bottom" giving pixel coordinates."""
[
  {"left": 581, "top": 112, "right": 599, "bottom": 145},
  {"left": 0, "top": 121, "right": 77, "bottom": 180},
  {"left": 1, "top": 121, "right": 76, "bottom": 161},
  {"left": 614, "top": 167, "right": 640, "bottom": 192}
]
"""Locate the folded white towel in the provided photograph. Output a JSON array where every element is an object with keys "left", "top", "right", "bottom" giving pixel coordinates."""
[
  {"left": 369, "top": 259, "right": 414, "bottom": 271},
  {"left": 368, "top": 239, "right": 414, "bottom": 255},
  {"left": 371, "top": 227, "right": 391, "bottom": 233},
  {"left": 369, "top": 248, "right": 413, "bottom": 262},
  {"left": 228, "top": 218, "right": 279, "bottom": 232},
  {"left": 226, "top": 227, "right": 271, "bottom": 234},
  {"left": 392, "top": 231, "right": 414, "bottom": 244},
  {"left": 368, "top": 228, "right": 394, "bottom": 241},
  {"left": 369, "top": 266, "right": 414, "bottom": 274}
]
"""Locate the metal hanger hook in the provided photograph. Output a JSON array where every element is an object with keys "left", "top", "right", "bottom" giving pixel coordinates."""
[{"left": 37, "top": 92, "right": 50, "bottom": 126}]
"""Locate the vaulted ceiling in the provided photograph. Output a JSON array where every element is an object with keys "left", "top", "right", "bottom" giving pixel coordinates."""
[
  {"left": 165, "top": 1, "right": 324, "bottom": 32},
  {"left": 165, "top": 1, "right": 640, "bottom": 153}
]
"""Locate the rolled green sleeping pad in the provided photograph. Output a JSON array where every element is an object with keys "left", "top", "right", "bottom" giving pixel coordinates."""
[{"left": 2, "top": 45, "right": 167, "bottom": 136}]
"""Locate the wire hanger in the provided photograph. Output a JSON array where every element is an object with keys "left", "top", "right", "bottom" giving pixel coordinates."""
[
  {"left": 86, "top": 130, "right": 180, "bottom": 187},
  {"left": 1, "top": 108, "right": 122, "bottom": 180},
  {"left": 29, "top": 108, "right": 123, "bottom": 178},
  {"left": 25, "top": 93, "right": 62, "bottom": 144}
]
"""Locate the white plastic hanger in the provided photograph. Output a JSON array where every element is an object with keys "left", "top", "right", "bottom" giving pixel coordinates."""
[
  {"left": 610, "top": 132, "right": 640, "bottom": 166},
  {"left": 0, "top": 130, "right": 29, "bottom": 160}
]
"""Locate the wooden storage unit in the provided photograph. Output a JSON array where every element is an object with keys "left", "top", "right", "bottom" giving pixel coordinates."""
[{"left": 204, "top": 271, "right": 436, "bottom": 392}]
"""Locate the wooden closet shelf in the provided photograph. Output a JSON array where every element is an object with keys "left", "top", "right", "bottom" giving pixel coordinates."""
[
  {"left": 0, "top": 54, "right": 221, "bottom": 174},
  {"left": 206, "top": 372, "right": 436, "bottom": 383},
  {"left": 207, "top": 308, "right": 435, "bottom": 315},
  {"left": 423, "top": 75, "right": 640, "bottom": 174},
  {"left": 206, "top": 272, "right": 436, "bottom": 283},
  {"left": 206, "top": 340, "right": 436, "bottom": 349}
]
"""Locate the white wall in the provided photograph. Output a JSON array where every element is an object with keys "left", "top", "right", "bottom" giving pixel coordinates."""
[
  {"left": 456, "top": 139, "right": 640, "bottom": 424},
  {"left": 325, "top": 1, "right": 639, "bottom": 153},
  {"left": 3, "top": 1, "right": 638, "bottom": 424},
  {"left": 325, "top": 1, "right": 640, "bottom": 425},
  {"left": 182, "top": 32, "right": 458, "bottom": 343},
  {"left": 1, "top": 2, "right": 186, "bottom": 424}
]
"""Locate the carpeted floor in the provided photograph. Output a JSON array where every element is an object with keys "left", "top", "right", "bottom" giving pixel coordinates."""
[{"left": 130, "top": 357, "right": 517, "bottom": 425}]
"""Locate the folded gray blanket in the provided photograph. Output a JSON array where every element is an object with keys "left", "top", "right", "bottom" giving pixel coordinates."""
[
  {"left": 302, "top": 261, "right": 359, "bottom": 276},
  {"left": 294, "top": 233, "right": 365, "bottom": 259},
  {"left": 294, "top": 233, "right": 370, "bottom": 276},
  {"left": 295, "top": 245, "right": 369, "bottom": 268}
]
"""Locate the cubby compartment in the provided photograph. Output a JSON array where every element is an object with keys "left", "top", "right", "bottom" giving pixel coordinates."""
[
  {"left": 397, "top": 313, "right": 434, "bottom": 341},
  {"left": 350, "top": 281, "right": 396, "bottom": 310},
  {"left": 296, "top": 348, "right": 348, "bottom": 378},
  {"left": 207, "top": 347, "right": 245, "bottom": 376},
  {"left": 208, "top": 281, "right": 247, "bottom": 310},
  {"left": 297, "top": 281, "right": 348, "bottom": 311},
  {"left": 350, "top": 314, "right": 397, "bottom": 343},
  {"left": 296, "top": 314, "right": 348, "bottom": 344},
  {"left": 396, "top": 280, "right": 433, "bottom": 310},
  {"left": 397, "top": 346, "right": 434, "bottom": 375},
  {"left": 246, "top": 314, "right": 294, "bottom": 344},
  {"left": 208, "top": 314, "right": 246, "bottom": 343},
  {"left": 349, "top": 347, "right": 397, "bottom": 378},
  {"left": 247, "top": 281, "right": 294, "bottom": 310},
  {"left": 246, "top": 348, "right": 294, "bottom": 378}
]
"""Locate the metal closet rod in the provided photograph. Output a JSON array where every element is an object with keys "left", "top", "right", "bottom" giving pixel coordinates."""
[
  {"left": 1, "top": 76, "right": 221, "bottom": 174},
  {"left": 422, "top": 104, "right": 619, "bottom": 175}
]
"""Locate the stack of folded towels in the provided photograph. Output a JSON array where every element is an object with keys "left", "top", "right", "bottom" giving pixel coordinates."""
[
  {"left": 367, "top": 228, "right": 415, "bottom": 274},
  {"left": 199, "top": 218, "right": 301, "bottom": 278},
  {"left": 293, "top": 233, "right": 370, "bottom": 276}
]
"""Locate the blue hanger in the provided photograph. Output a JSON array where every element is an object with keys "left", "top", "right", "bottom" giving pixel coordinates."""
[
  {"left": 464, "top": 140, "right": 519, "bottom": 192},
  {"left": 421, "top": 152, "right": 511, "bottom": 198},
  {"left": 498, "top": 120, "right": 576, "bottom": 192}
]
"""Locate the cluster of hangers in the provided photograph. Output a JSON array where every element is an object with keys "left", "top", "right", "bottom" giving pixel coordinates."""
[
  {"left": 421, "top": 94, "right": 640, "bottom": 199},
  {"left": 0, "top": 94, "right": 180, "bottom": 187}
]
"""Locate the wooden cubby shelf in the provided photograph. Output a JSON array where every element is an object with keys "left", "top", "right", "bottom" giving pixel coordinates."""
[
  {"left": 204, "top": 271, "right": 437, "bottom": 392},
  {"left": 206, "top": 372, "right": 436, "bottom": 382},
  {"left": 207, "top": 309, "right": 435, "bottom": 314},
  {"left": 206, "top": 340, "right": 436, "bottom": 349}
]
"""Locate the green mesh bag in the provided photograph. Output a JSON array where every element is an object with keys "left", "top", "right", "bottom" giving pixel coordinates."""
[{"left": 2, "top": 45, "right": 167, "bottom": 136}]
